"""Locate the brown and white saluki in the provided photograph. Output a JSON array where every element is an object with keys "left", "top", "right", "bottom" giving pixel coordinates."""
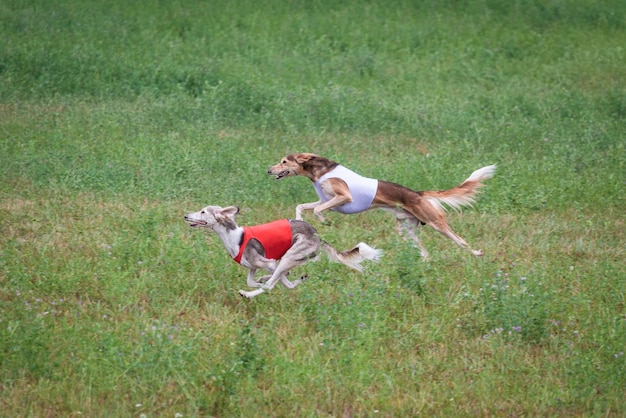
[
  {"left": 185, "top": 205, "right": 382, "bottom": 298},
  {"left": 268, "top": 153, "right": 495, "bottom": 259}
]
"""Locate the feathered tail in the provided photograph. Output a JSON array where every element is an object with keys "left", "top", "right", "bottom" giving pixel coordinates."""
[
  {"left": 424, "top": 164, "right": 496, "bottom": 212},
  {"left": 321, "top": 242, "right": 383, "bottom": 272}
]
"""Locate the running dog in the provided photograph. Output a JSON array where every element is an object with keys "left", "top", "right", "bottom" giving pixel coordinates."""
[
  {"left": 184, "top": 205, "right": 382, "bottom": 298},
  {"left": 268, "top": 153, "right": 496, "bottom": 259}
]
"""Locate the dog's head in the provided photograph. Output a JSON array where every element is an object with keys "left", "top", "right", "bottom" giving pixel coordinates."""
[
  {"left": 268, "top": 153, "right": 336, "bottom": 181},
  {"left": 184, "top": 205, "right": 239, "bottom": 230},
  {"left": 267, "top": 153, "right": 316, "bottom": 180}
]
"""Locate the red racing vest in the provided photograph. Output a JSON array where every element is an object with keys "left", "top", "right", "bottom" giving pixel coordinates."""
[{"left": 233, "top": 219, "right": 293, "bottom": 264}]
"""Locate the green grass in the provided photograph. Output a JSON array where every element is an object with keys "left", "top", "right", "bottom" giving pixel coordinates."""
[{"left": 1, "top": 0, "right": 625, "bottom": 416}]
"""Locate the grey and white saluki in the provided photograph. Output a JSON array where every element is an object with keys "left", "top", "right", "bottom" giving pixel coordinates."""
[{"left": 184, "top": 205, "right": 382, "bottom": 298}]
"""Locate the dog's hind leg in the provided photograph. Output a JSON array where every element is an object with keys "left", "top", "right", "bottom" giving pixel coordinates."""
[
  {"left": 391, "top": 209, "right": 430, "bottom": 259},
  {"left": 278, "top": 273, "right": 308, "bottom": 289},
  {"left": 427, "top": 218, "right": 483, "bottom": 256},
  {"left": 397, "top": 218, "right": 430, "bottom": 260},
  {"left": 393, "top": 203, "right": 484, "bottom": 257}
]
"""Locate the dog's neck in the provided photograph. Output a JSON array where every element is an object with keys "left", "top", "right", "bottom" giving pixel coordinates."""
[
  {"left": 303, "top": 158, "right": 339, "bottom": 182},
  {"left": 212, "top": 222, "right": 244, "bottom": 258}
]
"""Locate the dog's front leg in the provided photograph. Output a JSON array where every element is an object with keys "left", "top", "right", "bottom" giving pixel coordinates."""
[
  {"left": 239, "top": 268, "right": 289, "bottom": 298},
  {"left": 239, "top": 262, "right": 283, "bottom": 298},
  {"left": 295, "top": 200, "right": 322, "bottom": 220},
  {"left": 312, "top": 196, "right": 352, "bottom": 223},
  {"left": 239, "top": 237, "right": 312, "bottom": 298},
  {"left": 313, "top": 179, "right": 352, "bottom": 222},
  {"left": 312, "top": 206, "right": 328, "bottom": 223},
  {"left": 246, "top": 269, "right": 264, "bottom": 288}
]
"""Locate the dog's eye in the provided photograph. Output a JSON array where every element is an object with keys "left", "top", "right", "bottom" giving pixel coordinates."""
[{"left": 201, "top": 210, "right": 205, "bottom": 214}]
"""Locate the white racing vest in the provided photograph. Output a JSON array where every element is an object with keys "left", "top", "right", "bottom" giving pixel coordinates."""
[{"left": 313, "top": 165, "right": 378, "bottom": 214}]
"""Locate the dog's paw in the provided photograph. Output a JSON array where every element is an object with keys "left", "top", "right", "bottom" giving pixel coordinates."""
[
  {"left": 472, "top": 249, "right": 484, "bottom": 257},
  {"left": 313, "top": 212, "right": 328, "bottom": 224},
  {"left": 239, "top": 289, "right": 266, "bottom": 298}
]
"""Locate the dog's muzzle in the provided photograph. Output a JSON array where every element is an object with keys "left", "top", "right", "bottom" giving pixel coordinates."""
[
  {"left": 270, "top": 170, "right": 290, "bottom": 180},
  {"left": 184, "top": 216, "right": 208, "bottom": 227}
]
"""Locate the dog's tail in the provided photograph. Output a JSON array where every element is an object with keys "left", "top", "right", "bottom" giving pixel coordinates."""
[
  {"left": 423, "top": 164, "right": 496, "bottom": 212},
  {"left": 321, "top": 242, "right": 383, "bottom": 272}
]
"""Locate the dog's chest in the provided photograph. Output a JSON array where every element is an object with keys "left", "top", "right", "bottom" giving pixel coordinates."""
[{"left": 313, "top": 165, "right": 378, "bottom": 214}]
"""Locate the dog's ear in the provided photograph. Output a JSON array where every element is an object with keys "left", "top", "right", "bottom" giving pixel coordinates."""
[
  {"left": 220, "top": 206, "right": 240, "bottom": 217},
  {"left": 294, "top": 153, "right": 316, "bottom": 164},
  {"left": 215, "top": 206, "right": 239, "bottom": 230}
]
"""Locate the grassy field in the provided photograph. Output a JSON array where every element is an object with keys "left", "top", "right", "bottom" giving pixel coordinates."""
[{"left": 1, "top": 0, "right": 625, "bottom": 416}]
